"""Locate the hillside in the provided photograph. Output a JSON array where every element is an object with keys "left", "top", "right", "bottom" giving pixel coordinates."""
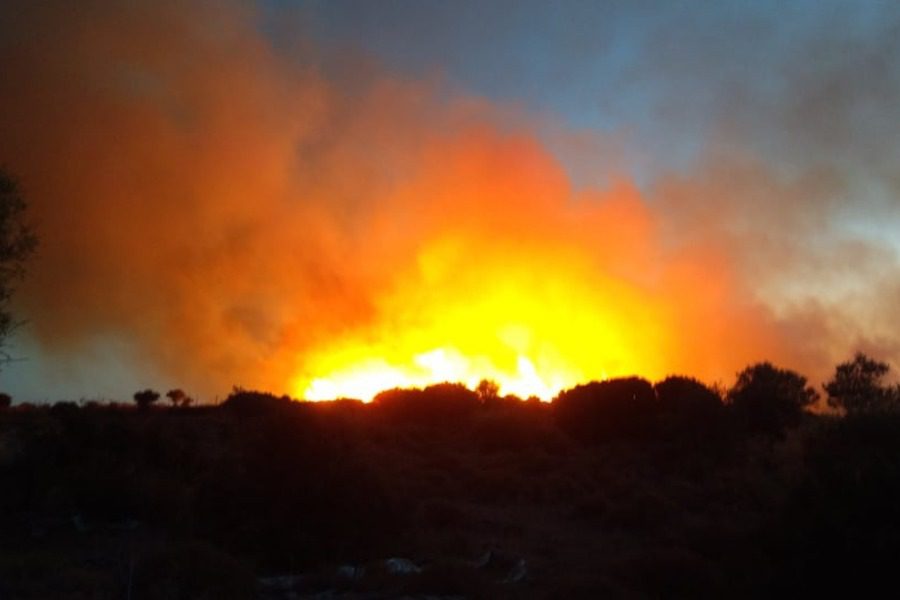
[{"left": 1, "top": 382, "right": 900, "bottom": 598}]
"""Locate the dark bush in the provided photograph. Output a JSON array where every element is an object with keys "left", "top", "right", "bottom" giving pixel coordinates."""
[
  {"left": 824, "top": 352, "right": 898, "bottom": 415},
  {"left": 655, "top": 376, "right": 722, "bottom": 415},
  {"left": 655, "top": 376, "right": 725, "bottom": 438},
  {"left": 192, "top": 409, "right": 404, "bottom": 568},
  {"left": 165, "top": 388, "right": 195, "bottom": 408},
  {"left": 472, "top": 401, "right": 559, "bottom": 453},
  {"left": 221, "top": 387, "right": 293, "bottom": 417},
  {"left": 771, "top": 413, "right": 900, "bottom": 595},
  {"left": 727, "top": 363, "right": 817, "bottom": 436},
  {"left": 50, "top": 401, "right": 80, "bottom": 417},
  {"left": 554, "top": 377, "right": 658, "bottom": 442},
  {"left": 133, "top": 389, "right": 160, "bottom": 410},
  {"left": 372, "top": 382, "right": 480, "bottom": 427},
  {"left": 475, "top": 379, "right": 500, "bottom": 402}
]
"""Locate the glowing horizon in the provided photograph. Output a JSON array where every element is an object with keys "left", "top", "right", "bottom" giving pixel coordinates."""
[{"left": 290, "top": 231, "right": 673, "bottom": 402}]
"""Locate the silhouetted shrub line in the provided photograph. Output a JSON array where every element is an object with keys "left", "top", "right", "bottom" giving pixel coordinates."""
[{"left": 3, "top": 353, "right": 900, "bottom": 596}]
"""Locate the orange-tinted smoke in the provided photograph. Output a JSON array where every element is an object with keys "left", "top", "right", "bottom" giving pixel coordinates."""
[{"left": 0, "top": 0, "right": 825, "bottom": 399}]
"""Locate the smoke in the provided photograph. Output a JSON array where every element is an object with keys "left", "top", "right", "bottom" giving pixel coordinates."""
[
  {"left": 0, "top": 0, "right": 897, "bottom": 399},
  {"left": 640, "top": 4, "right": 900, "bottom": 384}
]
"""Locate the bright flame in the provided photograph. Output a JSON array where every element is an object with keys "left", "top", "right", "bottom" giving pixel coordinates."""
[{"left": 293, "top": 232, "right": 675, "bottom": 402}]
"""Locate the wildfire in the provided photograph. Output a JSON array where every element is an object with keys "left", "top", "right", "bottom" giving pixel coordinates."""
[{"left": 291, "top": 232, "right": 674, "bottom": 401}]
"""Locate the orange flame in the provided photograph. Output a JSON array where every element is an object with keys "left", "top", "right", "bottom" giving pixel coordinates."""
[{"left": 292, "top": 228, "right": 675, "bottom": 401}]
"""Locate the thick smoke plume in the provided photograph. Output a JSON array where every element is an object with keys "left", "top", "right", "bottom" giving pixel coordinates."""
[{"left": 1, "top": 1, "right": 897, "bottom": 399}]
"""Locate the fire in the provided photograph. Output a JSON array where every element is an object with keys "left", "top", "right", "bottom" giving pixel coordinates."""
[
  {"left": 0, "top": 0, "right": 834, "bottom": 403},
  {"left": 291, "top": 232, "right": 675, "bottom": 401}
]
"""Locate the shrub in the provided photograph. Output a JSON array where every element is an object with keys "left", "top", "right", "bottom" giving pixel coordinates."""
[
  {"left": 475, "top": 379, "right": 500, "bottom": 402},
  {"left": 824, "top": 352, "right": 898, "bottom": 415},
  {"left": 133, "top": 389, "right": 160, "bottom": 410},
  {"left": 372, "top": 383, "right": 480, "bottom": 427},
  {"left": 221, "top": 387, "right": 292, "bottom": 417},
  {"left": 165, "top": 388, "right": 194, "bottom": 408},
  {"left": 554, "top": 377, "right": 657, "bottom": 442},
  {"left": 727, "top": 363, "right": 817, "bottom": 436},
  {"left": 772, "top": 412, "right": 900, "bottom": 595},
  {"left": 655, "top": 376, "right": 725, "bottom": 438}
]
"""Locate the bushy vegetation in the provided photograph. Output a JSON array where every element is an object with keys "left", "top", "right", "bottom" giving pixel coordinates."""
[
  {"left": 1, "top": 354, "right": 899, "bottom": 597},
  {"left": 824, "top": 352, "right": 899, "bottom": 414},
  {"left": 554, "top": 376, "right": 658, "bottom": 441},
  {"left": 727, "top": 362, "right": 818, "bottom": 435}
]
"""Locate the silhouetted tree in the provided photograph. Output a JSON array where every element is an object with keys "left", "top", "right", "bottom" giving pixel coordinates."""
[
  {"left": 655, "top": 376, "right": 721, "bottom": 413},
  {"left": 476, "top": 379, "right": 500, "bottom": 402},
  {"left": 166, "top": 388, "right": 185, "bottom": 407},
  {"left": 654, "top": 376, "right": 724, "bottom": 436},
  {"left": 0, "top": 392, "right": 10, "bottom": 410},
  {"left": 0, "top": 170, "right": 38, "bottom": 365},
  {"left": 824, "top": 352, "right": 897, "bottom": 414},
  {"left": 554, "top": 377, "right": 658, "bottom": 441},
  {"left": 133, "top": 388, "right": 160, "bottom": 410},
  {"left": 165, "top": 388, "right": 193, "bottom": 407},
  {"left": 727, "top": 363, "right": 817, "bottom": 435}
]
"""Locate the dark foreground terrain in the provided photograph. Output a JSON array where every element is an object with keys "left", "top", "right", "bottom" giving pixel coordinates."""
[{"left": 2, "top": 373, "right": 900, "bottom": 598}]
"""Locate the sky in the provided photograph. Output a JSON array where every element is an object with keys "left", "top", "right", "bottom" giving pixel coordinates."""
[{"left": 1, "top": 0, "right": 899, "bottom": 402}]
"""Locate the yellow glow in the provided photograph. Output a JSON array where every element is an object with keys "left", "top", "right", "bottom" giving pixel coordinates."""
[{"left": 292, "top": 234, "right": 674, "bottom": 402}]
